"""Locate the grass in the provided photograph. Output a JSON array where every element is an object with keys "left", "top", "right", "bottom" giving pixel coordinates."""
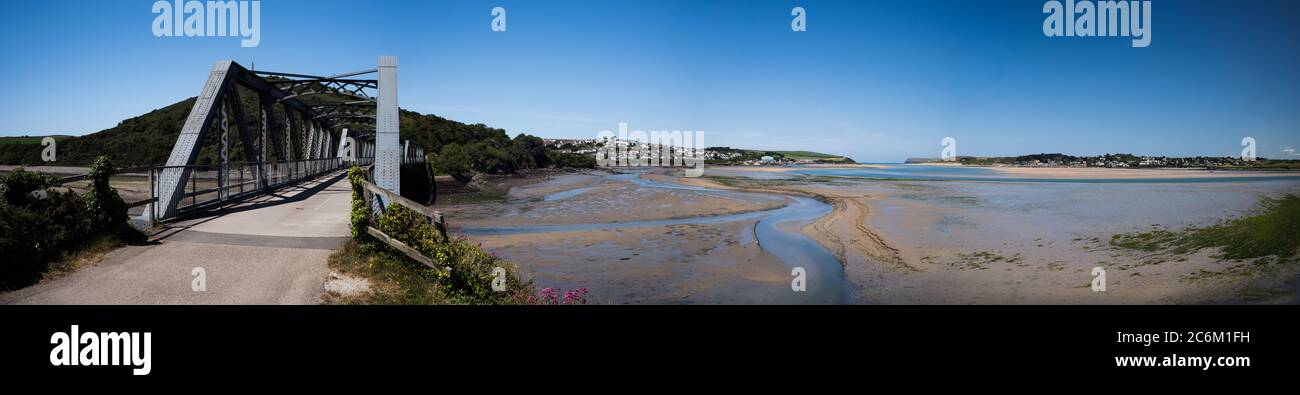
[
  {"left": 42, "top": 233, "right": 130, "bottom": 280},
  {"left": 1109, "top": 229, "right": 1181, "bottom": 252},
  {"left": 768, "top": 150, "right": 852, "bottom": 162},
  {"left": 948, "top": 251, "right": 1023, "bottom": 270},
  {"left": 324, "top": 240, "right": 448, "bottom": 305},
  {"left": 1108, "top": 194, "right": 1300, "bottom": 281},
  {"left": 1109, "top": 194, "right": 1300, "bottom": 261},
  {"left": 0, "top": 230, "right": 142, "bottom": 292}
]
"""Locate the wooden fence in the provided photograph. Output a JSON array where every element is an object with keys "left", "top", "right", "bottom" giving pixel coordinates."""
[{"left": 358, "top": 178, "right": 450, "bottom": 274}]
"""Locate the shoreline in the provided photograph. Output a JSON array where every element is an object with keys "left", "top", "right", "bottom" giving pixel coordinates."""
[
  {"left": 671, "top": 170, "right": 1300, "bottom": 304},
  {"left": 705, "top": 163, "right": 888, "bottom": 173},
  {"left": 709, "top": 163, "right": 1300, "bottom": 180},
  {"left": 439, "top": 166, "right": 1300, "bottom": 304},
  {"left": 982, "top": 166, "right": 1300, "bottom": 179},
  {"left": 669, "top": 173, "right": 905, "bottom": 270}
]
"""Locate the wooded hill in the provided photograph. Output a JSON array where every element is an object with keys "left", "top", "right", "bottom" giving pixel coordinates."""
[{"left": 0, "top": 88, "right": 591, "bottom": 177}]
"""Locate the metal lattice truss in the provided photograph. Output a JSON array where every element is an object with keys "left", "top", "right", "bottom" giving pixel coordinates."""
[{"left": 155, "top": 57, "right": 415, "bottom": 220}]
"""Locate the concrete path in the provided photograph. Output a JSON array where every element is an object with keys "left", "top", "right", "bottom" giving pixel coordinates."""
[{"left": 0, "top": 172, "right": 352, "bottom": 305}]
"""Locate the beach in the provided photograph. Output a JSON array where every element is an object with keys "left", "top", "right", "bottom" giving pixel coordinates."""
[
  {"left": 984, "top": 166, "right": 1300, "bottom": 180},
  {"left": 438, "top": 165, "right": 1300, "bottom": 304}
]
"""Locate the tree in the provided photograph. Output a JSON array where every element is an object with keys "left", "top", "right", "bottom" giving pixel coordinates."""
[{"left": 431, "top": 143, "right": 474, "bottom": 183}]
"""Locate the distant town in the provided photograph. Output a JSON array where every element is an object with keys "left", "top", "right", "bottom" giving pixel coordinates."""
[
  {"left": 906, "top": 153, "right": 1300, "bottom": 170},
  {"left": 542, "top": 138, "right": 855, "bottom": 166}
]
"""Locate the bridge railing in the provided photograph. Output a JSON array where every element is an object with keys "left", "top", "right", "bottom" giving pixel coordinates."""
[
  {"left": 46, "top": 157, "right": 347, "bottom": 222},
  {"left": 140, "top": 157, "right": 342, "bottom": 221}
]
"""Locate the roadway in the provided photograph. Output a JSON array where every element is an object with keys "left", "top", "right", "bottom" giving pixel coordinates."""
[{"left": 0, "top": 172, "right": 352, "bottom": 304}]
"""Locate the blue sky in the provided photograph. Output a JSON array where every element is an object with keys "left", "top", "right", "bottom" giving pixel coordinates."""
[{"left": 1, "top": 0, "right": 1297, "bottom": 162}]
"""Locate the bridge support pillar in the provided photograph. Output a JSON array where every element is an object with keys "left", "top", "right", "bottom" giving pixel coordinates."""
[{"left": 375, "top": 56, "right": 400, "bottom": 197}]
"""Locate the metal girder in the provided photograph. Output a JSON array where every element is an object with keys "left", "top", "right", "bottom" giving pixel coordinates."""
[
  {"left": 305, "top": 121, "right": 318, "bottom": 160},
  {"left": 278, "top": 77, "right": 377, "bottom": 87},
  {"left": 311, "top": 103, "right": 376, "bottom": 122},
  {"left": 260, "top": 94, "right": 286, "bottom": 161},
  {"left": 231, "top": 65, "right": 326, "bottom": 125},
  {"left": 157, "top": 62, "right": 236, "bottom": 219},
  {"left": 282, "top": 91, "right": 375, "bottom": 103},
  {"left": 375, "top": 56, "right": 401, "bottom": 195},
  {"left": 219, "top": 104, "right": 230, "bottom": 201},
  {"left": 223, "top": 88, "right": 259, "bottom": 164},
  {"left": 284, "top": 110, "right": 297, "bottom": 160},
  {"left": 326, "top": 68, "right": 378, "bottom": 79},
  {"left": 251, "top": 70, "right": 327, "bottom": 79},
  {"left": 156, "top": 58, "right": 400, "bottom": 221},
  {"left": 276, "top": 79, "right": 377, "bottom": 103}
]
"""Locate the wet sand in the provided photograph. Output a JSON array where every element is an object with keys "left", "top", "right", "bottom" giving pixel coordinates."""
[
  {"left": 440, "top": 166, "right": 1300, "bottom": 304},
  {"left": 681, "top": 173, "right": 1300, "bottom": 304},
  {"left": 712, "top": 164, "right": 888, "bottom": 173},
  {"left": 729, "top": 163, "right": 1300, "bottom": 180},
  {"left": 444, "top": 171, "right": 788, "bottom": 228},
  {"left": 474, "top": 221, "right": 806, "bottom": 304},
  {"left": 444, "top": 169, "right": 840, "bottom": 304},
  {"left": 985, "top": 166, "right": 1300, "bottom": 180}
]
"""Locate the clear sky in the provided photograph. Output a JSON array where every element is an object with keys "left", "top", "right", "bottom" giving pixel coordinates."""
[{"left": 1, "top": 0, "right": 1297, "bottom": 162}]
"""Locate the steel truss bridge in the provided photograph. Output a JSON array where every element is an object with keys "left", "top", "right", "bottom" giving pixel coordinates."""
[{"left": 150, "top": 56, "right": 422, "bottom": 221}]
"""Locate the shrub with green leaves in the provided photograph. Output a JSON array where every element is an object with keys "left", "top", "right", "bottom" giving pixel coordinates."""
[
  {"left": 343, "top": 175, "right": 532, "bottom": 304},
  {"left": 347, "top": 166, "right": 370, "bottom": 240},
  {"left": 81, "top": 156, "right": 127, "bottom": 232},
  {"left": 0, "top": 167, "right": 58, "bottom": 207},
  {"left": 372, "top": 203, "right": 531, "bottom": 304},
  {"left": 0, "top": 160, "right": 128, "bottom": 289}
]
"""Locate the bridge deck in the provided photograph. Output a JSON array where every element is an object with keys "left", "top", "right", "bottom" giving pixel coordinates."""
[{"left": 0, "top": 172, "right": 352, "bottom": 305}]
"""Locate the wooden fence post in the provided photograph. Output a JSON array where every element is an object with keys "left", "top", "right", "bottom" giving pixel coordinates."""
[{"left": 433, "top": 211, "right": 447, "bottom": 241}]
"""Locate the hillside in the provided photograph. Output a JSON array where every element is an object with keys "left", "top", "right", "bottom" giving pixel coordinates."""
[
  {"left": 756, "top": 150, "right": 853, "bottom": 162},
  {"left": 704, "top": 146, "right": 855, "bottom": 165},
  {"left": 0, "top": 89, "right": 545, "bottom": 170}
]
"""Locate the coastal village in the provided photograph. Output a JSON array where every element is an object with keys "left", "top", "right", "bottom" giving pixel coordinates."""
[
  {"left": 542, "top": 137, "right": 836, "bottom": 166},
  {"left": 905, "top": 153, "right": 1289, "bottom": 169}
]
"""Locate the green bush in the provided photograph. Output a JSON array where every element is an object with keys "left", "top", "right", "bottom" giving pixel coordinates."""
[
  {"left": 347, "top": 166, "right": 370, "bottom": 240},
  {"left": 81, "top": 156, "right": 127, "bottom": 232},
  {"left": 350, "top": 177, "right": 532, "bottom": 304},
  {"left": 373, "top": 203, "right": 531, "bottom": 304},
  {"left": 0, "top": 167, "right": 57, "bottom": 206},
  {"left": 429, "top": 135, "right": 595, "bottom": 183},
  {"left": 0, "top": 203, "right": 54, "bottom": 287},
  {"left": 548, "top": 151, "right": 597, "bottom": 169},
  {"left": 0, "top": 156, "right": 131, "bottom": 289}
]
